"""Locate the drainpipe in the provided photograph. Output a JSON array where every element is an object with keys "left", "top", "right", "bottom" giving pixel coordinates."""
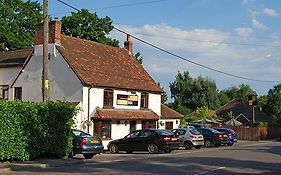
[{"left": 87, "top": 86, "right": 92, "bottom": 134}]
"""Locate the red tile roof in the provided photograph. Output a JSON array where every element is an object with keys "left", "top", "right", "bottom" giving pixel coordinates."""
[
  {"left": 161, "top": 104, "right": 183, "bottom": 119},
  {"left": 91, "top": 108, "right": 159, "bottom": 120},
  {"left": 57, "top": 35, "right": 162, "bottom": 93},
  {"left": 0, "top": 49, "right": 32, "bottom": 68}
]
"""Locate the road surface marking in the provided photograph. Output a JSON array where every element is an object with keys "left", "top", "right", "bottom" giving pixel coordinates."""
[{"left": 194, "top": 166, "right": 226, "bottom": 175}]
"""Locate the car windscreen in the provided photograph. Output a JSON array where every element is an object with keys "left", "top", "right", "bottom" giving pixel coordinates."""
[
  {"left": 155, "top": 129, "right": 174, "bottom": 136},
  {"left": 189, "top": 128, "right": 201, "bottom": 135}
]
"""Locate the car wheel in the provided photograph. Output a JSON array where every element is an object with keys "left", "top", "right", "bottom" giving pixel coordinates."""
[
  {"left": 194, "top": 146, "right": 201, "bottom": 149},
  {"left": 148, "top": 143, "right": 159, "bottom": 154},
  {"left": 214, "top": 143, "right": 221, "bottom": 147},
  {"left": 184, "top": 142, "right": 192, "bottom": 150},
  {"left": 204, "top": 140, "right": 213, "bottom": 148},
  {"left": 164, "top": 150, "right": 172, "bottom": 153},
  {"left": 227, "top": 142, "right": 234, "bottom": 146},
  {"left": 83, "top": 153, "right": 95, "bottom": 159},
  {"left": 108, "top": 144, "right": 119, "bottom": 154}
]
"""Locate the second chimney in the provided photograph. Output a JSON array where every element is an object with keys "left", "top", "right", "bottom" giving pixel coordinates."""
[
  {"left": 35, "top": 20, "right": 62, "bottom": 45},
  {"left": 124, "top": 34, "right": 133, "bottom": 55}
]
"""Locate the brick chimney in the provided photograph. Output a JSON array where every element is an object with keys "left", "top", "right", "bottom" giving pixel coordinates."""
[
  {"left": 124, "top": 34, "right": 133, "bottom": 55},
  {"left": 35, "top": 20, "right": 62, "bottom": 45}
]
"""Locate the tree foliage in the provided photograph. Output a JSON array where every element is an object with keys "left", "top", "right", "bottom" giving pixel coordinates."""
[
  {"left": 169, "top": 71, "right": 219, "bottom": 111},
  {"left": 134, "top": 52, "right": 143, "bottom": 64},
  {"left": 219, "top": 84, "right": 253, "bottom": 103},
  {"left": 0, "top": 0, "right": 42, "bottom": 51},
  {"left": 161, "top": 87, "right": 168, "bottom": 104},
  {"left": 262, "top": 83, "right": 281, "bottom": 122},
  {"left": 61, "top": 9, "right": 119, "bottom": 47}
]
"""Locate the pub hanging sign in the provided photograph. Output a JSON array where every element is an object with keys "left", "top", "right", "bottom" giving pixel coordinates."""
[{"left": 117, "top": 94, "right": 138, "bottom": 106}]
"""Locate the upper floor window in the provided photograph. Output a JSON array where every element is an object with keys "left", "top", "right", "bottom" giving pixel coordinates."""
[
  {"left": 14, "top": 87, "right": 22, "bottom": 100},
  {"left": 103, "top": 89, "right": 113, "bottom": 108},
  {"left": 141, "top": 92, "right": 149, "bottom": 109}
]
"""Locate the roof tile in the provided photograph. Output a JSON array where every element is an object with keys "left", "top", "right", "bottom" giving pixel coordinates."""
[{"left": 57, "top": 35, "right": 162, "bottom": 93}]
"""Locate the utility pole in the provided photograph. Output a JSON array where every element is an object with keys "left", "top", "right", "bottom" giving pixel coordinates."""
[{"left": 43, "top": 0, "right": 49, "bottom": 102}]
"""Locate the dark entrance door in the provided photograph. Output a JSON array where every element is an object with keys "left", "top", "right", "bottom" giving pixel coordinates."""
[{"left": 130, "top": 121, "right": 137, "bottom": 132}]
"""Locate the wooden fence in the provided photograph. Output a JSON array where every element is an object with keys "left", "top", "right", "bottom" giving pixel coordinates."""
[{"left": 231, "top": 126, "right": 281, "bottom": 141}]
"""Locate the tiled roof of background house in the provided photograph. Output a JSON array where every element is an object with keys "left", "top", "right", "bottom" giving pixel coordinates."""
[
  {"left": 161, "top": 104, "right": 183, "bottom": 119},
  {"left": 57, "top": 35, "right": 162, "bottom": 93},
  {"left": 215, "top": 98, "right": 272, "bottom": 122},
  {"left": 0, "top": 49, "right": 32, "bottom": 68},
  {"left": 91, "top": 108, "right": 159, "bottom": 120}
]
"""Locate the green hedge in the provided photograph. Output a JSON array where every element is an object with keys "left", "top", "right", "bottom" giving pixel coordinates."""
[{"left": 0, "top": 100, "right": 78, "bottom": 161}]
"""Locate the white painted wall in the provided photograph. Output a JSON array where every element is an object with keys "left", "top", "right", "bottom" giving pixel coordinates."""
[
  {"left": 148, "top": 93, "right": 161, "bottom": 116},
  {"left": 13, "top": 44, "right": 83, "bottom": 103},
  {"left": 0, "top": 67, "right": 20, "bottom": 85},
  {"left": 111, "top": 121, "right": 130, "bottom": 139},
  {"left": 0, "top": 67, "right": 22, "bottom": 100}
]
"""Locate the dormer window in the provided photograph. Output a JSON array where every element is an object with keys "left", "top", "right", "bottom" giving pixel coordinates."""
[
  {"left": 103, "top": 89, "right": 113, "bottom": 108},
  {"left": 141, "top": 92, "right": 149, "bottom": 109}
]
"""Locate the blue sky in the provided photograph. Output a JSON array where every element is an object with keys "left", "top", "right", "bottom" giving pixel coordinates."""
[{"left": 42, "top": 0, "right": 281, "bottom": 99}]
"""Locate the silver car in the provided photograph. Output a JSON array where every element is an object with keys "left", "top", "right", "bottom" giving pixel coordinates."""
[{"left": 172, "top": 126, "right": 204, "bottom": 150}]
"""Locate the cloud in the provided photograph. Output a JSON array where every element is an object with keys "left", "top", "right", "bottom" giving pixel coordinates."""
[
  {"left": 252, "top": 19, "right": 266, "bottom": 29},
  {"left": 110, "top": 23, "right": 281, "bottom": 95},
  {"left": 263, "top": 8, "right": 278, "bottom": 17},
  {"left": 235, "top": 27, "right": 253, "bottom": 37}
]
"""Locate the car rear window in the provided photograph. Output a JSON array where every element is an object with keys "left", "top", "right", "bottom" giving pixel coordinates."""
[
  {"left": 155, "top": 129, "right": 174, "bottom": 136},
  {"left": 189, "top": 128, "right": 201, "bottom": 135},
  {"left": 73, "top": 130, "right": 91, "bottom": 136}
]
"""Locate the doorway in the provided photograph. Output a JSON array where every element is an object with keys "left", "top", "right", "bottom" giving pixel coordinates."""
[{"left": 130, "top": 121, "right": 137, "bottom": 132}]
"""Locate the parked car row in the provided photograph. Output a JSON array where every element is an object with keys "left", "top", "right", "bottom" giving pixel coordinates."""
[{"left": 71, "top": 126, "right": 237, "bottom": 159}]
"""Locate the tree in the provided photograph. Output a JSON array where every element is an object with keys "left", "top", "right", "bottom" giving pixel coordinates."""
[
  {"left": 219, "top": 84, "right": 252, "bottom": 104},
  {"left": 134, "top": 52, "right": 143, "bottom": 64},
  {"left": 61, "top": 9, "right": 119, "bottom": 47},
  {"left": 262, "top": 84, "right": 281, "bottom": 123},
  {"left": 0, "top": 0, "right": 42, "bottom": 51},
  {"left": 169, "top": 71, "right": 219, "bottom": 111},
  {"left": 161, "top": 87, "right": 168, "bottom": 104}
]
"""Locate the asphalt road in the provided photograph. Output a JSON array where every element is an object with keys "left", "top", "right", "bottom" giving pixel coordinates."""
[{"left": 2, "top": 140, "right": 281, "bottom": 175}]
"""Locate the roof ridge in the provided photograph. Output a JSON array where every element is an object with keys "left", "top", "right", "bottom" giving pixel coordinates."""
[{"left": 61, "top": 35, "right": 125, "bottom": 51}]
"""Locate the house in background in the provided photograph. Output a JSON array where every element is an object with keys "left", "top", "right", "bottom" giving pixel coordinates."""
[
  {"left": 215, "top": 99, "right": 273, "bottom": 124},
  {"left": 158, "top": 104, "right": 183, "bottom": 129},
  {"left": 0, "top": 49, "right": 32, "bottom": 100},
  {"left": 1, "top": 20, "right": 165, "bottom": 148}
]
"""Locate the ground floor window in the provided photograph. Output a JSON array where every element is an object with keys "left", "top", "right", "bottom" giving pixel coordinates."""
[
  {"left": 165, "top": 121, "right": 173, "bottom": 129},
  {"left": 142, "top": 120, "right": 156, "bottom": 129},
  {"left": 94, "top": 120, "right": 111, "bottom": 139}
]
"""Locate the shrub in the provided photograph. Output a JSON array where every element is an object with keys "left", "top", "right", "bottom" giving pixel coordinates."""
[{"left": 0, "top": 100, "right": 78, "bottom": 161}]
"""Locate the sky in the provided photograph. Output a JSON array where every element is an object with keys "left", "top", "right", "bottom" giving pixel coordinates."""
[{"left": 40, "top": 0, "right": 281, "bottom": 100}]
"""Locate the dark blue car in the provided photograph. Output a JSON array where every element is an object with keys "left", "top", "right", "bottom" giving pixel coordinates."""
[{"left": 214, "top": 128, "right": 237, "bottom": 146}]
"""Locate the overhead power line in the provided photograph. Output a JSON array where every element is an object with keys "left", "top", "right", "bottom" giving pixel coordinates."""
[
  {"left": 56, "top": 0, "right": 281, "bottom": 83},
  {"left": 52, "top": 0, "right": 169, "bottom": 16}
]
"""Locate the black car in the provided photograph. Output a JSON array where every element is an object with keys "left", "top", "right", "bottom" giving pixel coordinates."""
[
  {"left": 197, "top": 128, "right": 229, "bottom": 147},
  {"left": 108, "top": 129, "right": 180, "bottom": 154},
  {"left": 71, "top": 130, "right": 104, "bottom": 159}
]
